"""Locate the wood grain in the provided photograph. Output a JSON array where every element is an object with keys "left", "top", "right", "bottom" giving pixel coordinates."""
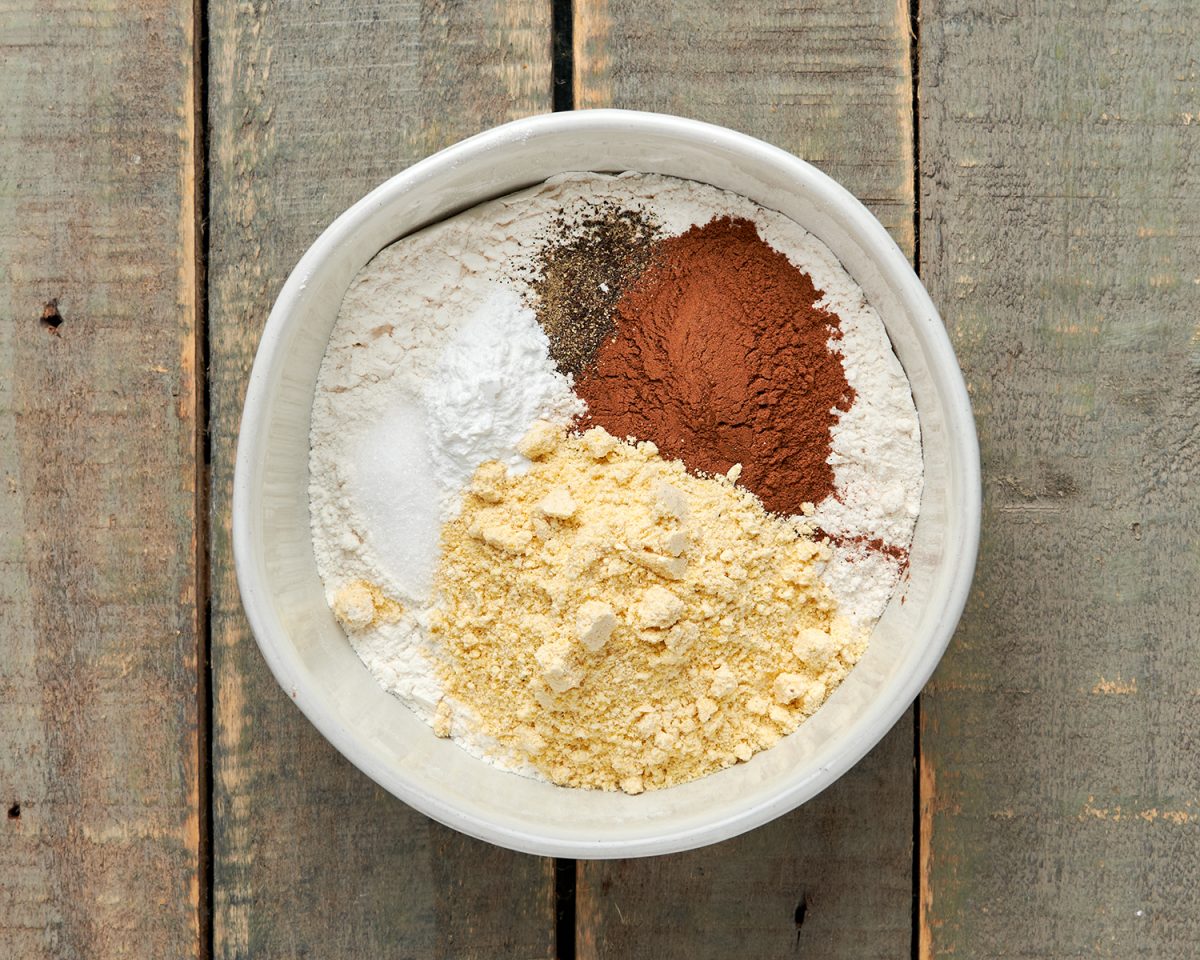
[
  {"left": 575, "top": 0, "right": 916, "bottom": 251},
  {"left": 919, "top": 1, "right": 1200, "bottom": 955},
  {"left": 577, "top": 724, "right": 914, "bottom": 959},
  {"left": 206, "top": 2, "right": 558, "bottom": 956},
  {"left": 0, "top": 1, "right": 202, "bottom": 958},
  {"left": 572, "top": 2, "right": 917, "bottom": 957}
]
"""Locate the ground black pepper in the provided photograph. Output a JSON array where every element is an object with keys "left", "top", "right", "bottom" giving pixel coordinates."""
[{"left": 524, "top": 202, "right": 660, "bottom": 378}]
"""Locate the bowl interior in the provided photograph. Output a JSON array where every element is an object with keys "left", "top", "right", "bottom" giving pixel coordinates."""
[{"left": 234, "top": 111, "right": 978, "bottom": 858}]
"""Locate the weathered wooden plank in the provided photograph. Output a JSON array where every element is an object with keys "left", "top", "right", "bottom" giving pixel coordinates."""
[
  {"left": 577, "top": 724, "right": 914, "bottom": 959},
  {"left": 573, "top": 2, "right": 916, "bottom": 957},
  {"left": 919, "top": 2, "right": 1200, "bottom": 956},
  {"left": 207, "top": 2, "right": 558, "bottom": 956},
  {"left": 0, "top": 1, "right": 202, "bottom": 958},
  {"left": 575, "top": 0, "right": 916, "bottom": 251}
]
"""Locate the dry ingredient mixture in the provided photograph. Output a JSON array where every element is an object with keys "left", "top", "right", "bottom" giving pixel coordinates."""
[{"left": 309, "top": 172, "right": 923, "bottom": 792}]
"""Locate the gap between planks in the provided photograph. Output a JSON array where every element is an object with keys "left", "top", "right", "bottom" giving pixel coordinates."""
[
  {"left": 909, "top": 6, "right": 923, "bottom": 960},
  {"left": 553, "top": 3, "right": 578, "bottom": 955},
  {"left": 193, "top": 0, "right": 214, "bottom": 956}
]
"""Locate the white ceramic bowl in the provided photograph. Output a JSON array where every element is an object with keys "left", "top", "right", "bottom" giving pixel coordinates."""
[{"left": 233, "top": 109, "right": 980, "bottom": 858}]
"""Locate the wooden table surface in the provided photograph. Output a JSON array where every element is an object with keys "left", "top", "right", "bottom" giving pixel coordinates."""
[{"left": 3, "top": 1, "right": 1199, "bottom": 957}]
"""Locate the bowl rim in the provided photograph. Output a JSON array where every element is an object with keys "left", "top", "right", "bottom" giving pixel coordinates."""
[{"left": 233, "top": 108, "right": 981, "bottom": 858}]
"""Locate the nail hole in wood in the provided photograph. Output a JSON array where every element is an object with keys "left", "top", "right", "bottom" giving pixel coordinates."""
[
  {"left": 40, "top": 299, "right": 63, "bottom": 333},
  {"left": 7, "top": 803, "right": 20, "bottom": 820}
]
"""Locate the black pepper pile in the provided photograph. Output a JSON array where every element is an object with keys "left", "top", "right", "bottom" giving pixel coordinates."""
[{"left": 524, "top": 202, "right": 661, "bottom": 378}]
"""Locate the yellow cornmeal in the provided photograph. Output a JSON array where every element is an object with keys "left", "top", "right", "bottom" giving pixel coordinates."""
[
  {"left": 428, "top": 423, "right": 864, "bottom": 794},
  {"left": 330, "top": 579, "right": 404, "bottom": 631}
]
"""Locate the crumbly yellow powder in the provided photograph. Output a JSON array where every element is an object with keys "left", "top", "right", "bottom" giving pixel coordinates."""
[
  {"left": 331, "top": 578, "right": 405, "bottom": 631},
  {"left": 429, "top": 424, "right": 865, "bottom": 794}
]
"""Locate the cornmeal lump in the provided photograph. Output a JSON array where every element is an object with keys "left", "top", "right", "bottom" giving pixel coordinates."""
[
  {"left": 330, "top": 579, "right": 404, "bottom": 632},
  {"left": 429, "top": 424, "right": 865, "bottom": 793}
]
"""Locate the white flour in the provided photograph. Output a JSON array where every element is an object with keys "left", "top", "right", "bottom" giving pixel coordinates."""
[{"left": 309, "top": 172, "right": 923, "bottom": 742}]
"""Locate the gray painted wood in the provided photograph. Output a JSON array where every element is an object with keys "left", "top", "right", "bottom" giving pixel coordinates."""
[
  {"left": 13, "top": 2, "right": 1197, "bottom": 956},
  {"left": 0, "top": 1, "right": 202, "bottom": 957},
  {"left": 575, "top": 0, "right": 916, "bottom": 251},
  {"left": 572, "top": 2, "right": 918, "bottom": 956},
  {"left": 578, "top": 724, "right": 914, "bottom": 959},
  {"left": 206, "top": 2, "right": 558, "bottom": 956},
  {"left": 919, "top": 1, "right": 1200, "bottom": 955}
]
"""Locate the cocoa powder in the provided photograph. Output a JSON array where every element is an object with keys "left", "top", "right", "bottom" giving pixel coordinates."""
[{"left": 573, "top": 216, "right": 854, "bottom": 515}]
